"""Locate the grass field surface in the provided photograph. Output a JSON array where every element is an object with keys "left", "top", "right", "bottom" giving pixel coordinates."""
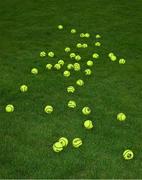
[{"left": 0, "top": 0, "right": 142, "bottom": 179}]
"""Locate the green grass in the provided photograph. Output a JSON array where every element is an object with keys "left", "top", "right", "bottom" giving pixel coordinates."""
[{"left": 0, "top": 0, "right": 142, "bottom": 178}]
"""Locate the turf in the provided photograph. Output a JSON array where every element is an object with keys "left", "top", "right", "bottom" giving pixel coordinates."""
[{"left": 0, "top": 0, "right": 142, "bottom": 179}]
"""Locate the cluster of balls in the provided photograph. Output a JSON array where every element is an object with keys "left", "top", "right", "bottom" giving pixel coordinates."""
[
  {"left": 52, "top": 106, "right": 93, "bottom": 151},
  {"left": 53, "top": 137, "right": 83, "bottom": 152},
  {"left": 42, "top": 25, "right": 98, "bottom": 152},
  {"left": 5, "top": 24, "right": 132, "bottom": 160},
  {"left": 108, "top": 52, "right": 126, "bottom": 64}
]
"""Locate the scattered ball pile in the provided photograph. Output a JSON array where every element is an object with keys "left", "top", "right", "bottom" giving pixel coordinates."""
[{"left": 4, "top": 24, "right": 133, "bottom": 160}]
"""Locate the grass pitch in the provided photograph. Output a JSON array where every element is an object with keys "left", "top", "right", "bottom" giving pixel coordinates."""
[{"left": 0, "top": 0, "right": 142, "bottom": 179}]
